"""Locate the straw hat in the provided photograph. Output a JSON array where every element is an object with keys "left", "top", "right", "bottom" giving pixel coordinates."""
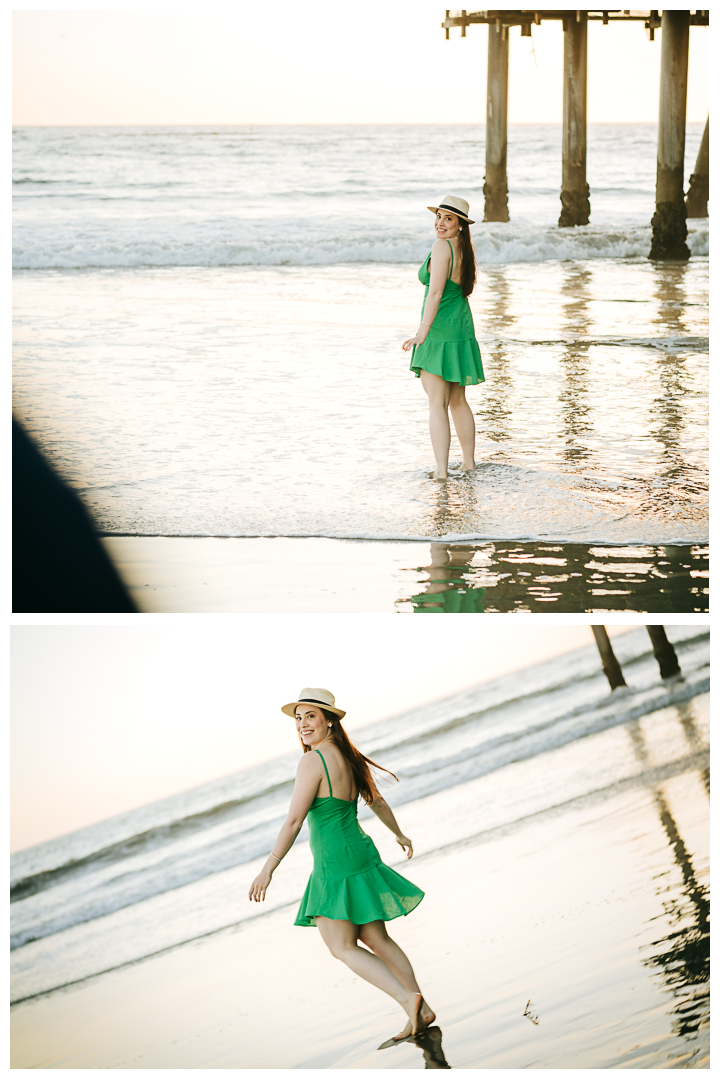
[
  {"left": 281, "top": 687, "right": 346, "bottom": 720},
  {"left": 427, "top": 195, "right": 475, "bottom": 225}
]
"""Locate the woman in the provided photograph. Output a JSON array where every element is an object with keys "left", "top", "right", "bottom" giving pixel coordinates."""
[
  {"left": 403, "top": 196, "right": 484, "bottom": 480},
  {"left": 248, "top": 687, "right": 435, "bottom": 1040}
]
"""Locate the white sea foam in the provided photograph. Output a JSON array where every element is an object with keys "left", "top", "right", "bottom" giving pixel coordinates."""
[
  {"left": 13, "top": 124, "right": 709, "bottom": 269},
  {"left": 11, "top": 221, "right": 710, "bottom": 270}
]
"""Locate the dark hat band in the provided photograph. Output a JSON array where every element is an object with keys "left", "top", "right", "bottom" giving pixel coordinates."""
[
  {"left": 298, "top": 697, "right": 336, "bottom": 709},
  {"left": 438, "top": 203, "right": 469, "bottom": 219}
]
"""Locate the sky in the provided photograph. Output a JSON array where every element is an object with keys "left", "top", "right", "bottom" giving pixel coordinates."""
[
  {"left": 12, "top": 3, "right": 709, "bottom": 126},
  {"left": 11, "top": 620, "right": 638, "bottom": 851}
]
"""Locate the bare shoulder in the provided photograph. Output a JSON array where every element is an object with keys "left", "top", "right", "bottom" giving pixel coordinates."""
[
  {"left": 431, "top": 238, "right": 451, "bottom": 261},
  {"left": 296, "top": 751, "right": 321, "bottom": 779}
]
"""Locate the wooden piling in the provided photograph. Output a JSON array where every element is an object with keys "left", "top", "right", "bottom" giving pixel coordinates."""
[
  {"left": 649, "top": 10, "right": 691, "bottom": 259},
  {"left": 484, "top": 21, "right": 509, "bottom": 222},
  {"left": 559, "top": 12, "right": 590, "bottom": 226},
  {"left": 686, "top": 115, "right": 709, "bottom": 218},
  {"left": 645, "top": 626, "right": 681, "bottom": 680},
  {"left": 591, "top": 626, "right": 628, "bottom": 691}
]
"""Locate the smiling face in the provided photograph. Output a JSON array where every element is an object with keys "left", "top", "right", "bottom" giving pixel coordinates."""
[
  {"left": 295, "top": 704, "right": 333, "bottom": 748},
  {"left": 435, "top": 210, "right": 462, "bottom": 239}
]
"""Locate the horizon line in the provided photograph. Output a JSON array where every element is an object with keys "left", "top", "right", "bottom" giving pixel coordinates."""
[{"left": 12, "top": 119, "right": 708, "bottom": 129}]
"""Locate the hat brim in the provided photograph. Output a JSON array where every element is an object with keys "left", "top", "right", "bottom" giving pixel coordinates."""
[
  {"left": 428, "top": 205, "right": 475, "bottom": 225},
  {"left": 281, "top": 700, "right": 346, "bottom": 720}
]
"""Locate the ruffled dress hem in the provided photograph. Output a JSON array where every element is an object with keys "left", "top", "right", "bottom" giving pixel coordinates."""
[
  {"left": 294, "top": 860, "right": 425, "bottom": 927},
  {"left": 410, "top": 338, "right": 485, "bottom": 386}
]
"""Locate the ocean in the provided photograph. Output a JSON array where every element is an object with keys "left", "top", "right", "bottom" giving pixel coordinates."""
[
  {"left": 11, "top": 625, "right": 709, "bottom": 1009},
  {"left": 12, "top": 123, "right": 708, "bottom": 547}
]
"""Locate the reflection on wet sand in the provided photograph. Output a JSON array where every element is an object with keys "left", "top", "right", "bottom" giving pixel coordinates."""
[
  {"left": 398, "top": 541, "right": 708, "bottom": 613},
  {"left": 626, "top": 702, "right": 709, "bottom": 1064},
  {"left": 378, "top": 1026, "right": 451, "bottom": 1069}
]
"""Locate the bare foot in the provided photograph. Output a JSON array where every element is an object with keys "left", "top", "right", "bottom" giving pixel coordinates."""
[
  {"left": 461, "top": 461, "right": 476, "bottom": 472},
  {"left": 392, "top": 994, "right": 436, "bottom": 1040},
  {"left": 392, "top": 1017, "right": 413, "bottom": 1042},
  {"left": 413, "top": 997, "right": 437, "bottom": 1036},
  {"left": 430, "top": 471, "right": 448, "bottom": 481}
]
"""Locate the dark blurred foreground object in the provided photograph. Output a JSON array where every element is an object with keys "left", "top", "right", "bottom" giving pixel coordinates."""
[{"left": 12, "top": 418, "right": 138, "bottom": 613}]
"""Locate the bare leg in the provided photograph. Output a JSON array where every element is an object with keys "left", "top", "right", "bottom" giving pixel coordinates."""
[
  {"left": 316, "top": 917, "right": 418, "bottom": 1023},
  {"left": 359, "top": 921, "right": 436, "bottom": 1038},
  {"left": 420, "top": 370, "right": 451, "bottom": 479},
  {"left": 358, "top": 920, "right": 420, "bottom": 992},
  {"left": 449, "top": 383, "right": 476, "bottom": 470}
]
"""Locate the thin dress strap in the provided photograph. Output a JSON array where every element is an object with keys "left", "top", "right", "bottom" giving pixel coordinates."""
[
  {"left": 446, "top": 238, "right": 454, "bottom": 279},
  {"left": 314, "top": 749, "right": 333, "bottom": 797}
]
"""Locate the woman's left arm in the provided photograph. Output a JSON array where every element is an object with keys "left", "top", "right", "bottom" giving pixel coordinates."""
[
  {"left": 368, "top": 795, "right": 414, "bottom": 859},
  {"left": 248, "top": 754, "right": 320, "bottom": 902}
]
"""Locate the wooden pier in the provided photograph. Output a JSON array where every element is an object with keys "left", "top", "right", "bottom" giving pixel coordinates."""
[{"left": 442, "top": 10, "right": 709, "bottom": 258}]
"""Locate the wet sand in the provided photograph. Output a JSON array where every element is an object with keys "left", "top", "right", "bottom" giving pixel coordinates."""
[
  {"left": 103, "top": 534, "right": 709, "bottom": 613},
  {"left": 11, "top": 695, "right": 709, "bottom": 1069}
]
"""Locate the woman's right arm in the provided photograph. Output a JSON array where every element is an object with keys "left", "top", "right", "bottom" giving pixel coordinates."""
[
  {"left": 402, "top": 239, "right": 452, "bottom": 353},
  {"left": 248, "top": 754, "right": 321, "bottom": 901},
  {"left": 368, "top": 795, "right": 414, "bottom": 859}
]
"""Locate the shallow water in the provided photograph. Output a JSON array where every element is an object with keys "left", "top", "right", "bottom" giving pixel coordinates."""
[{"left": 13, "top": 257, "right": 708, "bottom": 545}]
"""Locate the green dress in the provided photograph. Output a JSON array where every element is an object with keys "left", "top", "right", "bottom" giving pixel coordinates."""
[
  {"left": 410, "top": 239, "right": 485, "bottom": 386},
  {"left": 294, "top": 750, "right": 425, "bottom": 927}
]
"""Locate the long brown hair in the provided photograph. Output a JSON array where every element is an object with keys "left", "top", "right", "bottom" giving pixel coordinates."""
[
  {"left": 298, "top": 710, "right": 397, "bottom": 805},
  {"left": 456, "top": 222, "right": 477, "bottom": 298}
]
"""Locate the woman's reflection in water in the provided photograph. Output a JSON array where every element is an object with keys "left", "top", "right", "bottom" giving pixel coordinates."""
[
  {"left": 379, "top": 1025, "right": 451, "bottom": 1068},
  {"left": 415, "top": 1026, "right": 452, "bottom": 1068},
  {"left": 409, "top": 543, "right": 485, "bottom": 613},
  {"left": 418, "top": 467, "right": 481, "bottom": 540}
]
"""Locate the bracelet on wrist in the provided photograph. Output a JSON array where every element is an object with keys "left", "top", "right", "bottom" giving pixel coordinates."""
[{"left": 269, "top": 852, "right": 281, "bottom": 862}]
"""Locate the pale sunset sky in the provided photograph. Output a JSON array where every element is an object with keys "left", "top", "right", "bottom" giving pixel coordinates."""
[
  {"left": 13, "top": 3, "right": 709, "bottom": 126},
  {"left": 11, "top": 622, "right": 640, "bottom": 851}
]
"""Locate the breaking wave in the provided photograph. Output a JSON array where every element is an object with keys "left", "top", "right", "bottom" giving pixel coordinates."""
[{"left": 12, "top": 220, "right": 709, "bottom": 270}]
